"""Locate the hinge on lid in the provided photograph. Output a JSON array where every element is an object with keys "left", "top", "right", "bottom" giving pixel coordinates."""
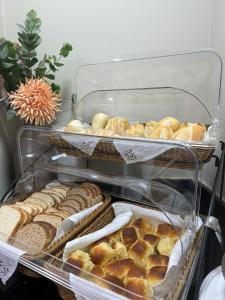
[{"left": 205, "top": 216, "right": 225, "bottom": 251}]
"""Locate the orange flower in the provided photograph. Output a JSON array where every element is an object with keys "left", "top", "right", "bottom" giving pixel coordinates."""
[{"left": 10, "top": 78, "right": 61, "bottom": 126}]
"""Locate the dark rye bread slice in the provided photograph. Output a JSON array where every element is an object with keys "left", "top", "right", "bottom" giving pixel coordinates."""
[
  {"left": 33, "top": 214, "right": 63, "bottom": 228},
  {"left": 61, "top": 199, "right": 84, "bottom": 211},
  {"left": 81, "top": 182, "right": 103, "bottom": 205},
  {"left": 66, "top": 187, "right": 92, "bottom": 207},
  {"left": 58, "top": 205, "right": 78, "bottom": 215},
  {"left": 12, "top": 221, "right": 56, "bottom": 256}
]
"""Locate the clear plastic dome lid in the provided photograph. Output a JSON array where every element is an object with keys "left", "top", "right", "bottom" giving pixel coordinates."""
[{"left": 75, "top": 50, "right": 222, "bottom": 123}]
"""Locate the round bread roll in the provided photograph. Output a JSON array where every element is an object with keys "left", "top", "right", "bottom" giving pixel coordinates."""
[
  {"left": 64, "top": 120, "right": 85, "bottom": 133},
  {"left": 125, "top": 124, "right": 145, "bottom": 137},
  {"left": 158, "top": 117, "right": 180, "bottom": 131},
  {"left": 148, "top": 126, "right": 173, "bottom": 140},
  {"left": 92, "top": 113, "right": 110, "bottom": 129},
  {"left": 105, "top": 117, "right": 129, "bottom": 134},
  {"left": 172, "top": 123, "right": 206, "bottom": 142},
  {"left": 144, "top": 121, "right": 158, "bottom": 138}
]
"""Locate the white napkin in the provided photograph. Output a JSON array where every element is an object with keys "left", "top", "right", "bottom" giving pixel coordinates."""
[
  {"left": 113, "top": 139, "right": 174, "bottom": 164},
  {"left": 0, "top": 240, "right": 26, "bottom": 284},
  {"left": 54, "top": 203, "right": 103, "bottom": 241}
]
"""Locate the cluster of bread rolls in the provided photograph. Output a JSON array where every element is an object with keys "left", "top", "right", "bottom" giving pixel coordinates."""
[
  {"left": 66, "top": 217, "right": 181, "bottom": 299},
  {"left": 64, "top": 114, "right": 206, "bottom": 142},
  {"left": 0, "top": 182, "right": 102, "bottom": 256}
]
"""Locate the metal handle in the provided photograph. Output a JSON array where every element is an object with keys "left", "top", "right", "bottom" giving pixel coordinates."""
[{"left": 205, "top": 216, "right": 225, "bottom": 251}]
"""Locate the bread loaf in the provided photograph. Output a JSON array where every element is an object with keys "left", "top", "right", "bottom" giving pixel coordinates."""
[{"left": 0, "top": 206, "right": 24, "bottom": 242}]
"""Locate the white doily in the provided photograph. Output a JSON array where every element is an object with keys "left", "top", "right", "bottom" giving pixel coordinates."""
[
  {"left": 61, "top": 133, "right": 100, "bottom": 156},
  {"left": 114, "top": 139, "right": 174, "bottom": 164},
  {"left": 0, "top": 241, "right": 25, "bottom": 284}
]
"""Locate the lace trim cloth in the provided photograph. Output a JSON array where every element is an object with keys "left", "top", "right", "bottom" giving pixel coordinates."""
[
  {"left": 0, "top": 240, "right": 25, "bottom": 284},
  {"left": 113, "top": 139, "right": 174, "bottom": 164},
  {"left": 61, "top": 133, "right": 100, "bottom": 156}
]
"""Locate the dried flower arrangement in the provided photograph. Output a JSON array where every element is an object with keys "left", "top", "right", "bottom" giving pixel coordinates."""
[{"left": 0, "top": 10, "right": 73, "bottom": 125}]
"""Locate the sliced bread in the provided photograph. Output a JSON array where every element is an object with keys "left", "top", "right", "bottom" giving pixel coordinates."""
[
  {"left": 12, "top": 221, "right": 56, "bottom": 255},
  {"left": 58, "top": 205, "right": 78, "bottom": 215},
  {"left": 33, "top": 214, "right": 63, "bottom": 228},
  {"left": 0, "top": 206, "right": 24, "bottom": 242},
  {"left": 24, "top": 197, "right": 48, "bottom": 210},
  {"left": 31, "top": 193, "right": 55, "bottom": 207}
]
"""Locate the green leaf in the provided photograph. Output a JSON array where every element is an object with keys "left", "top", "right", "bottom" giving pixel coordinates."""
[
  {"left": 51, "top": 83, "right": 61, "bottom": 93},
  {"left": 49, "top": 62, "right": 57, "bottom": 72},
  {"left": 59, "top": 43, "right": 73, "bottom": 57},
  {"left": 1, "top": 62, "right": 15, "bottom": 68},
  {"left": 45, "top": 73, "right": 55, "bottom": 80},
  {"left": 30, "top": 57, "right": 38, "bottom": 66},
  {"left": 54, "top": 62, "right": 64, "bottom": 67}
]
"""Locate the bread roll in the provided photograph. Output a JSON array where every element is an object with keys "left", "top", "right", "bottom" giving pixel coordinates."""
[
  {"left": 64, "top": 120, "right": 86, "bottom": 134},
  {"left": 143, "top": 234, "right": 159, "bottom": 247},
  {"left": 105, "top": 258, "right": 135, "bottom": 280},
  {"left": 125, "top": 124, "right": 145, "bottom": 137},
  {"left": 126, "top": 265, "right": 146, "bottom": 279},
  {"left": 92, "top": 113, "right": 110, "bottom": 129},
  {"left": 172, "top": 123, "right": 205, "bottom": 142},
  {"left": 121, "top": 226, "right": 140, "bottom": 249},
  {"left": 158, "top": 117, "right": 180, "bottom": 131},
  {"left": 157, "top": 237, "right": 174, "bottom": 256},
  {"left": 148, "top": 126, "right": 173, "bottom": 140},
  {"left": 156, "top": 223, "right": 174, "bottom": 237},
  {"left": 128, "top": 240, "right": 154, "bottom": 268},
  {"left": 146, "top": 254, "right": 169, "bottom": 270},
  {"left": 98, "top": 275, "right": 126, "bottom": 296},
  {"left": 67, "top": 250, "right": 94, "bottom": 276},
  {"left": 105, "top": 117, "right": 129, "bottom": 134},
  {"left": 144, "top": 121, "right": 158, "bottom": 138},
  {"left": 147, "top": 266, "right": 167, "bottom": 286},
  {"left": 125, "top": 278, "right": 150, "bottom": 300},
  {"left": 90, "top": 242, "right": 122, "bottom": 266},
  {"left": 132, "top": 218, "right": 155, "bottom": 237}
]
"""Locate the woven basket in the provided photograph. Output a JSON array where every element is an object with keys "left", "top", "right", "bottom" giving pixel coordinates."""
[
  {"left": 54, "top": 204, "right": 204, "bottom": 300},
  {"left": 48, "top": 134, "right": 215, "bottom": 166},
  {"left": 11, "top": 193, "right": 111, "bottom": 278}
]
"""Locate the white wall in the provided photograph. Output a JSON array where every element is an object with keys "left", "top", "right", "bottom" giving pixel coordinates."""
[
  {"left": 1, "top": 0, "right": 224, "bottom": 196},
  {"left": 1, "top": 0, "right": 212, "bottom": 98}
]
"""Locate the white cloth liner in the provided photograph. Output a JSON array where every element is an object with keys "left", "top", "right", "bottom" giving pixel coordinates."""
[
  {"left": 65, "top": 202, "right": 202, "bottom": 300},
  {"left": 54, "top": 203, "right": 102, "bottom": 241},
  {"left": 0, "top": 240, "right": 25, "bottom": 284}
]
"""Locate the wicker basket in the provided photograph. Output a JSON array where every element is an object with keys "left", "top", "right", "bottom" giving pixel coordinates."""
[
  {"left": 10, "top": 193, "right": 111, "bottom": 278},
  {"left": 54, "top": 204, "right": 204, "bottom": 300},
  {"left": 48, "top": 134, "right": 215, "bottom": 166}
]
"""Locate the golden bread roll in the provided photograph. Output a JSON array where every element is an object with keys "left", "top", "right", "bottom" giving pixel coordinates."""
[
  {"left": 126, "top": 264, "right": 146, "bottom": 279},
  {"left": 67, "top": 250, "right": 94, "bottom": 275},
  {"left": 144, "top": 121, "right": 158, "bottom": 138},
  {"left": 121, "top": 226, "right": 141, "bottom": 249},
  {"left": 64, "top": 120, "right": 86, "bottom": 134},
  {"left": 92, "top": 113, "right": 110, "bottom": 129},
  {"left": 172, "top": 123, "right": 205, "bottom": 142},
  {"left": 128, "top": 240, "right": 154, "bottom": 268},
  {"left": 125, "top": 124, "right": 145, "bottom": 137},
  {"left": 158, "top": 117, "right": 180, "bottom": 131},
  {"left": 156, "top": 223, "right": 174, "bottom": 237},
  {"left": 98, "top": 275, "right": 126, "bottom": 296},
  {"left": 105, "top": 258, "right": 135, "bottom": 280},
  {"left": 108, "top": 230, "right": 121, "bottom": 246},
  {"left": 146, "top": 254, "right": 169, "bottom": 270},
  {"left": 105, "top": 117, "right": 129, "bottom": 134},
  {"left": 113, "top": 241, "right": 128, "bottom": 259},
  {"left": 143, "top": 234, "right": 159, "bottom": 247},
  {"left": 91, "top": 265, "right": 106, "bottom": 278},
  {"left": 157, "top": 237, "right": 174, "bottom": 256},
  {"left": 132, "top": 218, "right": 155, "bottom": 237},
  {"left": 90, "top": 242, "right": 118, "bottom": 266},
  {"left": 147, "top": 266, "right": 167, "bottom": 286},
  {"left": 125, "top": 278, "right": 150, "bottom": 300},
  {"left": 148, "top": 126, "right": 173, "bottom": 140}
]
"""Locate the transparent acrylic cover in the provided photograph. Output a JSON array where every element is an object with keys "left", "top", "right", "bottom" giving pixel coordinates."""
[
  {"left": 75, "top": 50, "right": 222, "bottom": 126},
  {"left": 0, "top": 126, "right": 202, "bottom": 299}
]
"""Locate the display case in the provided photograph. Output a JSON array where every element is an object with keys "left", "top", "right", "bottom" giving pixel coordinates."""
[
  {"left": 0, "top": 50, "right": 222, "bottom": 300},
  {"left": 0, "top": 125, "right": 203, "bottom": 300}
]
